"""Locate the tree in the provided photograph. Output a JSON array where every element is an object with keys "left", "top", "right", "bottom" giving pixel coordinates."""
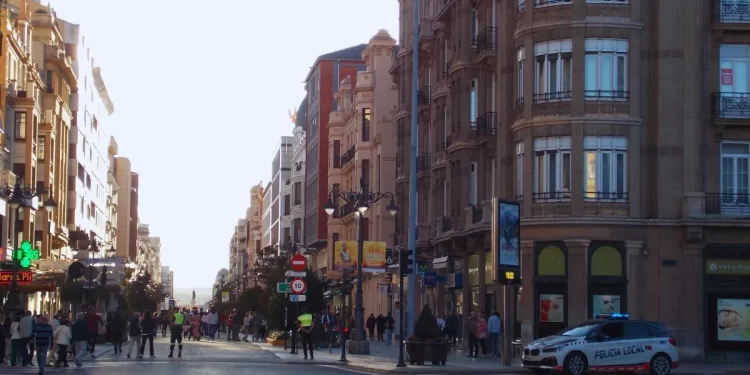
[
  {"left": 235, "top": 286, "right": 263, "bottom": 313},
  {"left": 123, "top": 271, "right": 161, "bottom": 313}
]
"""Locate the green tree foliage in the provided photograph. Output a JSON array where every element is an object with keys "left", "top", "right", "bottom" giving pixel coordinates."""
[
  {"left": 122, "top": 271, "right": 163, "bottom": 313},
  {"left": 235, "top": 286, "right": 263, "bottom": 313}
]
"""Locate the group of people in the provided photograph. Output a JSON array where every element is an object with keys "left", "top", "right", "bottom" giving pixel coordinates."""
[
  {"left": 224, "top": 309, "right": 266, "bottom": 342},
  {"left": 156, "top": 307, "right": 221, "bottom": 342},
  {"left": 464, "top": 311, "right": 504, "bottom": 358},
  {"left": 364, "top": 312, "right": 397, "bottom": 343}
]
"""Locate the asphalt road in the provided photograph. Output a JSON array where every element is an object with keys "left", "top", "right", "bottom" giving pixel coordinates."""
[{"left": 0, "top": 361, "right": 394, "bottom": 374}]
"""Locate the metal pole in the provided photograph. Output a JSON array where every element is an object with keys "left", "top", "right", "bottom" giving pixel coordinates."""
[
  {"left": 7, "top": 206, "right": 19, "bottom": 314},
  {"left": 290, "top": 296, "right": 297, "bottom": 354},
  {"left": 339, "top": 289, "right": 348, "bottom": 362},
  {"left": 396, "top": 270, "right": 406, "bottom": 367},
  {"left": 502, "top": 284, "right": 513, "bottom": 366},
  {"left": 355, "top": 211, "right": 365, "bottom": 342},
  {"left": 407, "top": 0, "right": 420, "bottom": 337}
]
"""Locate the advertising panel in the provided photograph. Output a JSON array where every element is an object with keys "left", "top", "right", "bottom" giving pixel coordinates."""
[
  {"left": 717, "top": 298, "right": 750, "bottom": 342},
  {"left": 362, "top": 241, "right": 386, "bottom": 272},
  {"left": 592, "top": 294, "right": 621, "bottom": 317},
  {"left": 334, "top": 241, "right": 358, "bottom": 271},
  {"left": 539, "top": 294, "right": 564, "bottom": 323}
]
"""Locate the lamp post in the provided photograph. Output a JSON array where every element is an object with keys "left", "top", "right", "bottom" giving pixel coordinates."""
[
  {"left": 0, "top": 179, "right": 56, "bottom": 314},
  {"left": 324, "top": 177, "right": 398, "bottom": 353}
]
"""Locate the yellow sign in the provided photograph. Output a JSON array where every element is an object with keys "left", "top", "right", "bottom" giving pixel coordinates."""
[
  {"left": 334, "top": 241, "right": 358, "bottom": 271},
  {"left": 505, "top": 271, "right": 515, "bottom": 281},
  {"left": 362, "top": 241, "right": 387, "bottom": 272}
]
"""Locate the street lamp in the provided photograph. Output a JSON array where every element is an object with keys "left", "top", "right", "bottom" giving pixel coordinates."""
[
  {"left": 0, "top": 179, "right": 56, "bottom": 314},
  {"left": 323, "top": 177, "right": 398, "bottom": 353}
]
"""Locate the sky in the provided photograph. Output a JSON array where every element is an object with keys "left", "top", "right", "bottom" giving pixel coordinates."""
[{"left": 48, "top": 0, "right": 399, "bottom": 289}]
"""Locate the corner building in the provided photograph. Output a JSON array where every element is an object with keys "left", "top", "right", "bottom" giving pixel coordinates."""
[{"left": 394, "top": 0, "right": 750, "bottom": 361}]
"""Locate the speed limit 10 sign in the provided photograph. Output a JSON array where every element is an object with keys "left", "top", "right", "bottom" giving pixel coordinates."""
[{"left": 291, "top": 278, "right": 306, "bottom": 294}]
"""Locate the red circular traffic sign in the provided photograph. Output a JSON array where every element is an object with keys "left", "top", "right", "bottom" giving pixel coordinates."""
[
  {"left": 291, "top": 254, "right": 307, "bottom": 272},
  {"left": 291, "top": 278, "right": 306, "bottom": 294}
]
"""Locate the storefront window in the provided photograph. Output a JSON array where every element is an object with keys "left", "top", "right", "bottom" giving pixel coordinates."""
[
  {"left": 471, "top": 287, "right": 480, "bottom": 312},
  {"left": 705, "top": 245, "right": 750, "bottom": 353},
  {"left": 535, "top": 243, "right": 568, "bottom": 338},
  {"left": 588, "top": 243, "right": 626, "bottom": 318},
  {"left": 468, "top": 255, "right": 480, "bottom": 286}
]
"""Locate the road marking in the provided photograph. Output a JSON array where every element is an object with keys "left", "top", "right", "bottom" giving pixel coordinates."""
[{"left": 319, "top": 365, "right": 379, "bottom": 375}]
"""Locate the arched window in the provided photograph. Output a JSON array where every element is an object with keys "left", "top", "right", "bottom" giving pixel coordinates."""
[
  {"left": 534, "top": 242, "right": 568, "bottom": 338},
  {"left": 588, "top": 243, "right": 627, "bottom": 318}
]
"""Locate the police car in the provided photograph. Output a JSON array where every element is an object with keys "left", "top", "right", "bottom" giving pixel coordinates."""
[{"left": 522, "top": 314, "right": 679, "bottom": 375}]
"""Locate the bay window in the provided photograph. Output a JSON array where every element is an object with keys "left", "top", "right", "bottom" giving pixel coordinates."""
[
  {"left": 584, "top": 39, "right": 628, "bottom": 100},
  {"left": 533, "top": 136, "right": 571, "bottom": 200},
  {"left": 534, "top": 40, "right": 572, "bottom": 102},
  {"left": 720, "top": 142, "right": 749, "bottom": 215},
  {"left": 584, "top": 136, "right": 628, "bottom": 200}
]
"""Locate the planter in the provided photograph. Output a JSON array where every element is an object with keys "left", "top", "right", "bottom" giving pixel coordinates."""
[
  {"left": 404, "top": 340, "right": 452, "bottom": 366},
  {"left": 266, "top": 338, "right": 286, "bottom": 347}
]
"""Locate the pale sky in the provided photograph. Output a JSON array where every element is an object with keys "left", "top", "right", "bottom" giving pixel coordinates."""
[{"left": 49, "top": 0, "right": 399, "bottom": 289}]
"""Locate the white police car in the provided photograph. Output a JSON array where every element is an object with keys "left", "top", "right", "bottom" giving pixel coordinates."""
[{"left": 522, "top": 314, "right": 679, "bottom": 375}]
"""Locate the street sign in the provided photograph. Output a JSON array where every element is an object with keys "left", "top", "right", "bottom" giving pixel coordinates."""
[
  {"left": 290, "top": 278, "right": 306, "bottom": 294},
  {"left": 291, "top": 254, "right": 307, "bottom": 272},
  {"left": 277, "top": 282, "right": 291, "bottom": 294},
  {"left": 285, "top": 271, "right": 307, "bottom": 278},
  {"left": 290, "top": 294, "right": 306, "bottom": 302}
]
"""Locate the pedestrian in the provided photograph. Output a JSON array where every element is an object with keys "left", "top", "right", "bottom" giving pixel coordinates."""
[
  {"left": 366, "top": 313, "right": 376, "bottom": 341},
  {"left": 487, "top": 311, "right": 502, "bottom": 358},
  {"left": 477, "top": 312, "right": 488, "bottom": 357},
  {"left": 252, "top": 312, "right": 261, "bottom": 342},
  {"left": 110, "top": 307, "right": 126, "bottom": 354},
  {"left": 437, "top": 314, "right": 446, "bottom": 337},
  {"left": 85, "top": 307, "right": 103, "bottom": 357},
  {"left": 465, "top": 312, "right": 478, "bottom": 358},
  {"left": 3, "top": 313, "right": 11, "bottom": 364},
  {"left": 160, "top": 311, "right": 170, "bottom": 338},
  {"left": 168, "top": 307, "right": 185, "bottom": 358},
  {"left": 231, "top": 309, "right": 243, "bottom": 341},
  {"left": 125, "top": 312, "right": 141, "bottom": 359},
  {"left": 71, "top": 312, "right": 88, "bottom": 368},
  {"left": 207, "top": 308, "right": 219, "bottom": 340},
  {"left": 445, "top": 312, "right": 459, "bottom": 347},
  {"left": 375, "top": 314, "right": 385, "bottom": 341},
  {"left": 53, "top": 317, "right": 72, "bottom": 368},
  {"left": 33, "top": 314, "right": 54, "bottom": 374},
  {"left": 9, "top": 315, "right": 21, "bottom": 367},
  {"left": 259, "top": 316, "right": 267, "bottom": 341},
  {"left": 19, "top": 310, "right": 33, "bottom": 366},
  {"left": 383, "top": 312, "right": 395, "bottom": 345},
  {"left": 45, "top": 314, "right": 60, "bottom": 367},
  {"left": 297, "top": 309, "right": 314, "bottom": 360},
  {"left": 242, "top": 312, "right": 251, "bottom": 342},
  {"left": 138, "top": 310, "right": 156, "bottom": 358}
]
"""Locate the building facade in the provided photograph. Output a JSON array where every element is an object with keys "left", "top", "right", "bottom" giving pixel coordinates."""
[
  {"left": 325, "top": 30, "right": 399, "bottom": 316},
  {"left": 161, "top": 266, "right": 173, "bottom": 299},
  {"left": 304, "top": 46, "right": 367, "bottom": 251},
  {"left": 246, "top": 182, "right": 263, "bottom": 287},
  {"left": 261, "top": 137, "right": 293, "bottom": 255},
  {"left": 105, "top": 137, "right": 118, "bottom": 251},
  {"left": 136, "top": 222, "right": 161, "bottom": 282},
  {"left": 392, "top": 0, "right": 750, "bottom": 362},
  {"left": 291, "top": 100, "right": 306, "bottom": 250},
  {"left": 112, "top": 156, "right": 137, "bottom": 260},
  {"left": 228, "top": 219, "right": 247, "bottom": 294}
]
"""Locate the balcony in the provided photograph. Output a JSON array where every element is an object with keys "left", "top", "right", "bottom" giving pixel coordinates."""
[
  {"left": 475, "top": 27, "right": 497, "bottom": 62},
  {"left": 0, "top": 170, "right": 17, "bottom": 187},
  {"left": 464, "top": 202, "right": 491, "bottom": 230},
  {"left": 340, "top": 145, "right": 355, "bottom": 168},
  {"left": 435, "top": 0, "right": 454, "bottom": 22},
  {"left": 435, "top": 215, "right": 454, "bottom": 236},
  {"left": 339, "top": 201, "right": 357, "bottom": 219},
  {"left": 417, "top": 86, "right": 431, "bottom": 108},
  {"left": 471, "top": 112, "right": 497, "bottom": 140},
  {"left": 684, "top": 192, "right": 750, "bottom": 219},
  {"left": 535, "top": 0, "right": 571, "bottom": 7},
  {"left": 713, "top": 0, "right": 750, "bottom": 24},
  {"left": 533, "top": 91, "right": 572, "bottom": 104},
  {"left": 416, "top": 153, "right": 431, "bottom": 174},
  {"left": 711, "top": 92, "right": 750, "bottom": 128}
]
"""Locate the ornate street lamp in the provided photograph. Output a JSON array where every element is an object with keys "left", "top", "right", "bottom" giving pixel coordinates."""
[
  {"left": 0, "top": 179, "right": 56, "bottom": 314},
  {"left": 323, "top": 177, "right": 397, "bottom": 352}
]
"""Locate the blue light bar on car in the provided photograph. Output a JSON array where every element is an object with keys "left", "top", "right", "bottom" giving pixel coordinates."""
[{"left": 594, "top": 313, "right": 630, "bottom": 320}]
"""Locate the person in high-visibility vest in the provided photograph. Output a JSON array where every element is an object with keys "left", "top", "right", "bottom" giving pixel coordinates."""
[
  {"left": 297, "top": 308, "right": 315, "bottom": 360},
  {"left": 168, "top": 307, "right": 185, "bottom": 358}
]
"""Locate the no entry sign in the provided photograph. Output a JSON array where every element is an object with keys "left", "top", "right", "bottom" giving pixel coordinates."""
[{"left": 291, "top": 254, "right": 307, "bottom": 272}]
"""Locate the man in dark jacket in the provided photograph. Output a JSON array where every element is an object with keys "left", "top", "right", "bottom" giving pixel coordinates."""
[
  {"left": 33, "top": 315, "right": 54, "bottom": 374},
  {"left": 231, "top": 310, "right": 243, "bottom": 341},
  {"left": 71, "top": 312, "right": 89, "bottom": 367},
  {"left": 109, "top": 307, "right": 126, "bottom": 354},
  {"left": 126, "top": 312, "right": 142, "bottom": 359}
]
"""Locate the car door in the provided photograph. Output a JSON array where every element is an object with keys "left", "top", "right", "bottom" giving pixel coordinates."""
[
  {"left": 619, "top": 321, "right": 657, "bottom": 366},
  {"left": 587, "top": 322, "right": 626, "bottom": 367}
]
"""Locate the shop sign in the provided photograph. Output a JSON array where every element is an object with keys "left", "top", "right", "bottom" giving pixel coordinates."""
[
  {"left": 0, "top": 270, "right": 32, "bottom": 284},
  {"left": 722, "top": 68, "right": 733, "bottom": 85},
  {"left": 705, "top": 259, "right": 750, "bottom": 275}
]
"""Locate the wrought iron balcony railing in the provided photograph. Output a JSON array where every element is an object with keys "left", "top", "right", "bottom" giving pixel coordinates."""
[
  {"left": 706, "top": 193, "right": 750, "bottom": 217},
  {"left": 417, "top": 86, "right": 431, "bottom": 106},
  {"left": 713, "top": 0, "right": 750, "bottom": 23},
  {"left": 417, "top": 153, "right": 431, "bottom": 173},
  {"left": 711, "top": 92, "right": 750, "bottom": 119},
  {"left": 584, "top": 90, "right": 630, "bottom": 100},
  {"left": 340, "top": 145, "right": 355, "bottom": 167},
  {"left": 473, "top": 112, "right": 497, "bottom": 138},
  {"left": 535, "top": 0, "right": 571, "bottom": 7},
  {"left": 533, "top": 91, "right": 572, "bottom": 103},
  {"left": 476, "top": 27, "right": 497, "bottom": 54}
]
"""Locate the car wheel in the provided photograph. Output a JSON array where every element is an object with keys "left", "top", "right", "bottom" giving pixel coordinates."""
[
  {"left": 562, "top": 352, "right": 587, "bottom": 375},
  {"left": 649, "top": 353, "right": 672, "bottom": 375}
]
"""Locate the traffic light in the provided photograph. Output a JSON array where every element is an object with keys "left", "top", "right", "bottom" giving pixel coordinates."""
[
  {"left": 399, "top": 249, "right": 413, "bottom": 276},
  {"left": 341, "top": 268, "right": 354, "bottom": 293}
]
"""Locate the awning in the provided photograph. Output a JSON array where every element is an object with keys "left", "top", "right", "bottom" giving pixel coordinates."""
[
  {"left": 432, "top": 256, "right": 449, "bottom": 269},
  {"left": 323, "top": 289, "right": 342, "bottom": 299}
]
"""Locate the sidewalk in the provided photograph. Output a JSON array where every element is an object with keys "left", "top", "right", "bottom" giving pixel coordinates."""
[{"left": 252, "top": 339, "right": 750, "bottom": 374}]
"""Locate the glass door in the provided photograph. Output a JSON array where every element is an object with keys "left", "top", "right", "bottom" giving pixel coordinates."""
[
  {"left": 719, "top": 45, "right": 749, "bottom": 118},
  {"left": 721, "top": 143, "right": 750, "bottom": 215}
]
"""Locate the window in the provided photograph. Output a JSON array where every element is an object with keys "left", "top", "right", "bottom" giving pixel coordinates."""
[
  {"left": 721, "top": 142, "right": 749, "bottom": 203},
  {"left": 534, "top": 40, "right": 572, "bottom": 102},
  {"left": 469, "top": 161, "right": 477, "bottom": 205},
  {"left": 584, "top": 136, "right": 628, "bottom": 200},
  {"left": 362, "top": 159, "right": 370, "bottom": 192},
  {"left": 470, "top": 78, "right": 478, "bottom": 123},
  {"left": 362, "top": 108, "right": 371, "bottom": 141},
  {"left": 14, "top": 112, "right": 26, "bottom": 139},
  {"left": 37, "top": 135, "right": 45, "bottom": 160},
  {"left": 470, "top": 8, "right": 479, "bottom": 46},
  {"left": 517, "top": 48, "right": 525, "bottom": 104},
  {"left": 597, "top": 322, "right": 625, "bottom": 340},
  {"left": 718, "top": 45, "right": 750, "bottom": 118},
  {"left": 533, "top": 137, "right": 571, "bottom": 200},
  {"left": 293, "top": 182, "right": 302, "bottom": 205},
  {"left": 516, "top": 142, "right": 524, "bottom": 198},
  {"left": 535, "top": 0, "right": 571, "bottom": 7},
  {"left": 585, "top": 39, "right": 628, "bottom": 99},
  {"left": 586, "top": 0, "right": 628, "bottom": 3},
  {"left": 333, "top": 140, "right": 341, "bottom": 168},
  {"left": 284, "top": 195, "right": 291, "bottom": 215}
]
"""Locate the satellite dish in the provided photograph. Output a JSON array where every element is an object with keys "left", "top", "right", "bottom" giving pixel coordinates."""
[{"left": 68, "top": 261, "right": 85, "bottom": 280}]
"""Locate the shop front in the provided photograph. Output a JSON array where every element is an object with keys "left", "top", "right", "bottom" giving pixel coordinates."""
[
  {"left": 704, "top": 244, "right": 750, "bottom": 358},
  {"left": 534, "top": 242, "right": 568, "bottom": 338},
  {"left": 587, "top": 242, "right": 627, "bottom": 318}
]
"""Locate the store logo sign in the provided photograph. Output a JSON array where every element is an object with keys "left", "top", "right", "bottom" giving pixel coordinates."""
[
  {"left": 706, "top": 259, "right": 750, "bottom": 275},
  {"left": 0, "top": 271, "right": 32, "bottom": 284}
]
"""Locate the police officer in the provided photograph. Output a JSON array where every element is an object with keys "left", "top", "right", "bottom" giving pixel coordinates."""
[
  {"left": 297, "top": 308, "right": 315, "bottom": 360},
  {"left": 168, "top": 307, "right": 185, "bottom": 358}
]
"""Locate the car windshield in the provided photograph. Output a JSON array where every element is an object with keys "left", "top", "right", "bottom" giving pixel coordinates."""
[{"left": 558, "top": 321, "right": 601, "bottom": 337}]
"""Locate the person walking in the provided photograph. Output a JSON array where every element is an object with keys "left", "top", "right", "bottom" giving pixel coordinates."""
[
  {"left": 445, "top": 312, "right": 459, "bottom": 348},
  {"left": 9, "top": 315, "right": 21, "bottom": 367},
  {"left": 383, "top": 312, "right": 395, "bottom": 345},
  {"left": 168, "top": 307, "right": 185, "bottom": 358},
  {"left": 207, "top": 308, "right": 219, "bottom": 340},
  {"left": 126, "top": 312, "right": 141, "bottom": 359},
  {"left": 109, "top": 307, "right": 126, "bottom": 355},
  {"left": 19, "top": 310, "right": 34, "bottom": 366},
  {"left": 487, "top": 311, "right": 502, "bottom": 358},
  {"left": 32, "top": 314, "right": 54, "bottom": 374},
  {"left": 71, "top": 313, "right": 88, "bottom": 368},
  {"left": 476, "top": 312, "right": 488, "bottom": 357},
  {"left": 53, "top": 318, "right": 71, "bottom": 368},
  {"left": 138, "top": 311, "right": 156, "bottom": 358},
  {"left": 366, "top": 314, "right": 376, "bottom": 341},
  {"left": 297, "top": 309, "right": 314, "bottom": 360},
  {"left": 231, "top": 310, "right": 243, "bottom": 341},
  {"left": 160, "top": 312, "right": 170, "bottom": 338},
  {"left": 466, "top": 311, "right": 479, "bottom": 358},
  {"left": 375, "top": 314, "right": 385, "bottom": 341},
  {"left": 84, "top": 308, "right": 103, "bottom": 357}
]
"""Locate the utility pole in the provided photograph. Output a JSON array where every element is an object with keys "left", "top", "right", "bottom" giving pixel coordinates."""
[{"left": 407, "top": 0, "right": 420, "bottom": 337}]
